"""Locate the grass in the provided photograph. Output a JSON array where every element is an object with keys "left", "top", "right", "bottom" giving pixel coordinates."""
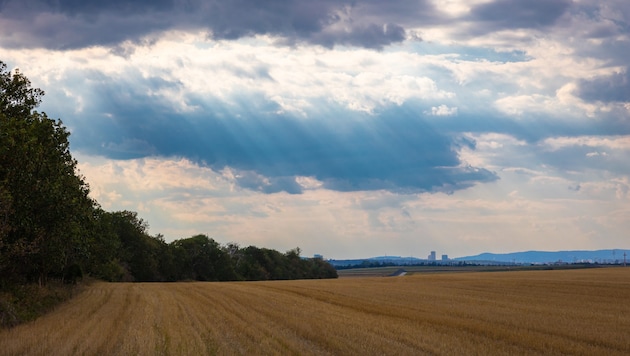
[
  {"left": 0, "top": 281, "right": 84, "bottom": 328},
  {"left": 1, "top": 268, "right": 629, "bottom": 355}
]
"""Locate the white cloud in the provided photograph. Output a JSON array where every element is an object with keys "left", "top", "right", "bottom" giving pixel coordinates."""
[
  {"left": 542, "top": 135, "right": 630, "bottom": 151},
  {"left": 586, "top": 151, "right": 608, "bottom": 157},
  {"left": 458, "top": 133, "right": 528, "bottom": 168},
  {"left": 8, "top": 32, "right": 461, "bottom": 118},
  {"left": 428, "top": 104, "right": 458, "bottom": 116}
]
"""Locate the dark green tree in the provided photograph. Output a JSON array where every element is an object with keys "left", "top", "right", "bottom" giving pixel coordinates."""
[
  {"left": 0, "top": 61, "right": 95, "bottom": 285},
  {"left": 106, "top": 210, "right": 163, "bottom": 282},
  {"left": 285, "top": 247, "right": 307, "bottom": 279},
  {"left": 307, "top": 255, "right": 338, "bottom": 279},
  {"left": 84, "top": 208, "right": 125, "bottom": 281},
  {"left": 170, "top": 234, "right": 237, "bottom": 281},
  {"left": 0, "top": 184, "right": 12, "bottom": 284},
  {"left": 0, "top": 61, "right": 44, "bottom": 118},
  {"left": 236, "top": 246, "right": 272, "bottom": 280}
]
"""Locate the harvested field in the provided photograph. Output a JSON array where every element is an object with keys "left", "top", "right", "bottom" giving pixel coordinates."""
[{"left": 1, "top": 268, "right": 629, "bottom": 355}]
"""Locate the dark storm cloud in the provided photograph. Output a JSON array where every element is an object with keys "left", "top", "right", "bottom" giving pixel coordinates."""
[
  {"left": 47, "top": 69, "right": 498, "bottom": 194},
  {"left": 32, "top": 0, "right": 174, "bottom": 14},
  {"left": 577, "top": 71, "right": 630, "bottom": 103},
  {"left": 307, "top": 23, "right": 406, "bottom": 49},
  {"left": 0, "top": 0, "right": 438, "bottom": 49},
  {"left": 469, "top": 0, "right": 572, "bottom": 31}
]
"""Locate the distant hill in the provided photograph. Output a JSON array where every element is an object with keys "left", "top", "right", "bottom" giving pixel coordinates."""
[
  {"left": 455, "top": 249, "right": 629, "bottom": 264},
  {"left": 327, "top": 249, "right": 629, "bottom": 268}
]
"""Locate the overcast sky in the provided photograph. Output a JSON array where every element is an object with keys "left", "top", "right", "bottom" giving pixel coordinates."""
[{"left": 2, "top": 0, "right": 629, "bottom": 259}]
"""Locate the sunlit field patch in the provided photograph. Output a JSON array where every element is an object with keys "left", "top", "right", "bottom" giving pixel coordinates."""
[{"left": 2, "top": 268, "right": 629, "bottom": 355}]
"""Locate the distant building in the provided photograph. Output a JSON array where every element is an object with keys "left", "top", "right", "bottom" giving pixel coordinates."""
[
  {"left": 314, "top": 254, "right": 323, "bottom": 259},
  {"left": 442, "top": 254, "right": 449, "bottom": 261},
  {"left": 428, "top": 251, "right": 436, "bottom": 261}
]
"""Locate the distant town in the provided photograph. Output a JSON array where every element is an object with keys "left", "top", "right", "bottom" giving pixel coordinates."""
[{"left": 324, "top": 249, "right": 629, "bottom": 269}]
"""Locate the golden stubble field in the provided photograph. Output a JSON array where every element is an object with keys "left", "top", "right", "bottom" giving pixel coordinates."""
[{"left": 1, "top": 268, "right": 629, "bottom": 355}]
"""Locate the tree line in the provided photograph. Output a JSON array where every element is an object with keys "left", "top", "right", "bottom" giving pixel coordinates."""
[{"left": 0, "top": 61, "right": 336, "bottom": 286}]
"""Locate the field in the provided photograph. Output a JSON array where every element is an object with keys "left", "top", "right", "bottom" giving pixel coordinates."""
[
  {"left": 335, "top": 263, "right": 603, "bottom": 277},
  {"left": 1, "top": 268, "right": 629, "bottom": 355}
]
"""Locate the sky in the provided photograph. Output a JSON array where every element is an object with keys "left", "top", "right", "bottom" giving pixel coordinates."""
[{"left": 2, "top": 0, "right": 629, "bottom": 259}]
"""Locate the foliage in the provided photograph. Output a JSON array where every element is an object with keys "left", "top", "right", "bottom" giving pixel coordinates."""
[
  {"left": 0, "top": 280, "right": 81, "bottom": 328},
  {"left": 166, "top": 235, "right": 336, "bottom": 282},
  {"left": 0, "top": 62, "right": 95, "bottom": 286},
  {"left": 0, "top": 61, "right": 44, "bottom": 119}
]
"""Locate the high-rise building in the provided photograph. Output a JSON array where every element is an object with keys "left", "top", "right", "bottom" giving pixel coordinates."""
[
  {"left": 428, "top": 251, "right": 436, "bottom": 261},
  {"left": 442, "top": 254, "right": 449, "bottom": 261}
]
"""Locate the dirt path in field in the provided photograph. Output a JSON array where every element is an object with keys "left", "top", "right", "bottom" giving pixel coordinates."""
[{"left": 1, "top": 268, "right": 630, "bottom": 355}]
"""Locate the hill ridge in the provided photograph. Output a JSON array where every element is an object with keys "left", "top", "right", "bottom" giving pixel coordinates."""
[{"left": 328, "top": 249, "right": 629, "bottom": 266}]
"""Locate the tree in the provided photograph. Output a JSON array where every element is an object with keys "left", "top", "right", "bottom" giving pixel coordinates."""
[
  {"left": 0, "top": 61, "right": 44, "bottom": 118},
  {"left": 105, "top": 210, "right": 165, "bottom": 282},
  {"left": 0, "top": 61, "right": 95, "bottom": 285},
  {"left": 0, "top": 184, "right": 12, "bottom": 285},
  {"left": 83, "top": 208, "right": 124, "bottom": 281},
  {"left": 170, "top": 234, "right": 237, "bottom": 281}
]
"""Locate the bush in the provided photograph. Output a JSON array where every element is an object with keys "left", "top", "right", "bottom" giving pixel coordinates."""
[{"left": 0, "top": 281, "right": 85, "bottom": 328}]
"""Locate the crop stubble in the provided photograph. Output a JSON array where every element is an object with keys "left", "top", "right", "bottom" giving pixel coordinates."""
[{"left": 1, "top": 268, "right": 629, "bottom": 355}]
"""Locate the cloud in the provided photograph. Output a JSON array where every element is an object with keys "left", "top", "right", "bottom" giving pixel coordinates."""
[
  {"left": 7, "top": 8, "right": 629, "bottom": 195},
  {"left": 226, "top": 169, "right": 304, "bottom": 195},
  {"left": 0, "top": 0, "right": 438, "bottom": 49},
  {"left": 428, "top": 105, "right": 458, "bottom": 116},
  {"left": 537, "top": 136, "right": 630, "bottom": 176},
  {"left": 577, "top": 71, "right": 630, "bottom": 103},
  {"left": 74, "top": 152, "right": 630, "bottom": 257},
  {"left": 542, "top": 136, "right": 630, "bottom": 151},
  {"left": 27, "top": 54, "right": 495, "bottom": 194},
  {"left": 5, "top": 37, "right": 511, "bottom": 195},
  {"left": 73, "top": 87, "right": 498, "bottom": 193},
  {"left": 468, "top": 0, "right": 572, "bottom": 31},
  {"left": 3, "top": 0, "right": 630, "bottom": 259},
  {"left": 11, "top": 19, "right": 629, "bottom": 195},
  {"left": 1, "top": 0, "right": 625, "bottom": 58},
  {"left": 461, "top": 132, "right": 630, "bottom": 201}
]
